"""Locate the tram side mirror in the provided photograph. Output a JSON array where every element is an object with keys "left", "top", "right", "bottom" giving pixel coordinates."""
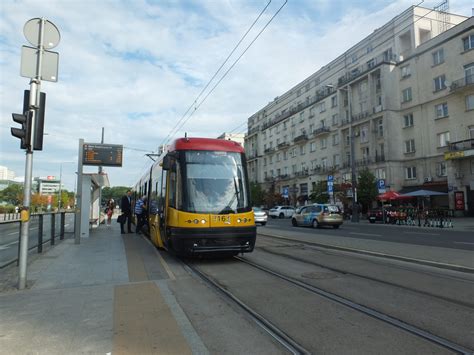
[{"left": 162, "top": 155, "right": 171, "bottom": 171}]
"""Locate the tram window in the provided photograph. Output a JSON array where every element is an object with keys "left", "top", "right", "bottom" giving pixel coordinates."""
[
  {"left": 168, "top": 171, "right": 176, "bottom": 208},
  {"left": 160, "top": 170, "right": 167, "bottom": 211}
]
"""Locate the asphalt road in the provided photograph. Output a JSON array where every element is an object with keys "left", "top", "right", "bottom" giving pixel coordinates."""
[
  {"left": 0, "top": 213, "right": 75, "bottom": 266},
  {"left": 261, "top": 217, "right": 474, "bottom": 250}
]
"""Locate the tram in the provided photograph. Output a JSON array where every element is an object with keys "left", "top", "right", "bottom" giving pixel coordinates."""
[{"left": 133, "top": 137, "right": 256, "bottom": 255}]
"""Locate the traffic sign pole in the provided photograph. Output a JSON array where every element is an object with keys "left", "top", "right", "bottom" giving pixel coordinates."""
[{"left": 18, "top": 18, "right": 60, "bottom": 290}]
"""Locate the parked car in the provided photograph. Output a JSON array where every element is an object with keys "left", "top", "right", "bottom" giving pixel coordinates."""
[
  {"left": 252, "top": 207, "right": 268, "bottom": 226},
  {"left": 292, "top": 204, "right": 343, "bottom": 228},
  {"left": 367, "top": 209, "right": 384, "bottom": 223},
  {"left": 268, "top": 206, "right": 295, "bottom": 219}
]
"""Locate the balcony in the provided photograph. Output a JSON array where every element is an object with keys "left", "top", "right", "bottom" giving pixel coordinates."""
[
  {"left": 293, "top": 133, "right": 308, "bottom": 143},
  {"left": 375, "top": 154, "right": 385, "bottom": 163},
  {"left": 312, "top": 126, "right": 330, "bottom": 137},
  {"left": 445, "top": 138, "right": 474, "bottom": 160},
  {"left": 277, "top": 174, "right": 290, "bottom": 180},
  {"left": 277, "top": 141, "right": 290, "bottom": 149},
  {"left": 264, "top": 147, "right": 275, "bottom": 154},
  {"left": 449, "top": 75, "right": 474, "bottom": 93},
  {"left": 295, "top": 169, "right": 309, "bottom": 177}
]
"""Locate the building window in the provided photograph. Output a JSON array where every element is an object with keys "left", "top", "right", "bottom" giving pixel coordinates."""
[
  {"left": 331, "top": 95, "right": 338, "bottom": 107},
  {"left": 404, "top": 139, "right": 415, "bottom": 153},
  {"left": 375, "top": 168, "right": 386, "bottom": 179},
  {"left": 402, "top": 87, "right": 412, "bottom": 103},
  {"left": 432, "top": 48, "right": 444, "bottom": 66},
  {"left": 405, "top": 166, "right": 417, "bottom": 180},
  {"left": 300, "top": 144, "right": 306, "bottom": 155},
  {"left": 438, "top": 131, "right": 450, "bottom": 147},
  {"left": 309, "top": 123, "right": 315, "bottom": 134},
  {"left": 321, "top": 137, "right": 327, "bottom": 149},
  {"left": 276, "top": 153, "right": 281, "bottom": 162},
  {"left": 309, "top": 107, "right": 315, "bottom": 118},
  {"left": 437, "top": 162, "right": 447, "bottom": 177},
  {"left": 310, "top": 141, "right": 316, "bottom": 152},
  {"left": 465, "top": 63, "right": 474, "bottom": 84},
  {"left": 319, "top": 101, "right": 326, "bottom": 113},
  {"left": 269, "top": 155, "right": 273, "bottom": 164},
  {"left": 403, "top": 113, "right": 414, "bottom": 127},
  {"left": 367, "top": 58, "right": 376, "bottom": 69},
  {"left": 463, "top": 34, "right": 474, "bottom": 51},
  {"left": 292, "top": 147, "right": 297, "bottom": 158},
  {"left": 332, "top": 114, "right": 339, "bottom": 125},
  {"left": 377, "top": 119, "right": 383, "bottom": 137},
  {"left": 467, "top": 94, "right": 474, "bottom": 111},
  {"left": 360, "top": 125, "right": 369, "bottom": 143},
  {"left": 333, "top": 154, "right": 340, "bottom": 167},
  {"left": 299, "top": 112, "right": 305, "bottom": 122},
  {"left": 351, "top": 53, "right": 358, "bottom": 63},
  {"left": 321, "top": 157, "right": 328, "bottom": 168},
  {"left": 435, "top": 103, "right": 448, "bottom": 119},
  {"left": 284, "top": 151, "right": 288, "bottom": 160},
  {"left": 433, "top": 75, "right": 446, "bottom": 92},
  {"left": 332, "top": 133, "right": 339, "bottom": 146},
  {"left": 401, "top": 65, "right": 411, "bottom": 78}
]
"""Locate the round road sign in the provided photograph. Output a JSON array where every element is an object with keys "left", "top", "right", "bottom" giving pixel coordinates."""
[{"left": 24, "top": 18, "right": 60, "bottom": 49}]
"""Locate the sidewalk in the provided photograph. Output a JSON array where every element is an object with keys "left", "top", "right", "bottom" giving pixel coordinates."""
[{"left": 0, "top": 222, "right": 207, "bottom": 355}]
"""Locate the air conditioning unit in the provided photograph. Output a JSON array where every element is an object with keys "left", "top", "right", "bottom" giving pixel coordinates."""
[{"left": 424, "top": 177, "right": 433, "bottom": 183}]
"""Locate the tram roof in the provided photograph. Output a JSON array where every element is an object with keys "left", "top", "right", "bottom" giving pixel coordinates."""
[{"left": 170, "top": 137, "right": 244, "bottom": 153}]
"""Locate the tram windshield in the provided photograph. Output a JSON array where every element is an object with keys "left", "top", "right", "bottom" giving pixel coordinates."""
[{"left": 184, "top": 150, "right": 249, "bottom": 214}]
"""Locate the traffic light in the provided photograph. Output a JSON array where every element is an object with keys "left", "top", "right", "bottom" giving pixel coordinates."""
[
  {"left": 11, "top": 111, "right": 32, "bottom": 150},
  {"left": 22, "top": 90, "right": 46, "bottom": 151}
]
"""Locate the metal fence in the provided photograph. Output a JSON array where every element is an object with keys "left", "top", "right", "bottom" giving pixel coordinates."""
[{"left": 0, "top": 211, "right": 75, "bottom": 268}]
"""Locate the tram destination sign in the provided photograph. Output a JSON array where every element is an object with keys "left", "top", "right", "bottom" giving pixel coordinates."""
[{"left": 82, "top": 143, "right": 123, "bottom": 167}]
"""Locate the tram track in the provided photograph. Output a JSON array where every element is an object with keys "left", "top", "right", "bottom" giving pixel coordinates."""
[
  {"left": 255, "top": 244, "right": 474, "bottom": 309},
  {"left": 257, "top": 232, "right": 474, "bottom": 274},
  {"left": 183, "top": 261, "right": 310, "bottom": 355},
  {"left": 233, "top": 256, "right": 473, "bottom": 355}
]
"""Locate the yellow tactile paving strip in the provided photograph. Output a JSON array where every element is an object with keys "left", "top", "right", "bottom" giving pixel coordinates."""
[{"left": 113, "top": 235, "right": 191, "bottom": 354}]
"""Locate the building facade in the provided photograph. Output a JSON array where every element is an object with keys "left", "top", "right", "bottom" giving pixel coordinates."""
[
  {"left": 245, "top": 6, "right": 474, "bottom": 214},
  {"left": 0, "top": 165, "right": 15, "bottom": 180}
]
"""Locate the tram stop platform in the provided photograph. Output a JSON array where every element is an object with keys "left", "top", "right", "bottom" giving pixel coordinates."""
[{"left": 0, "top": 221, "right": 212, "bottom": 355}]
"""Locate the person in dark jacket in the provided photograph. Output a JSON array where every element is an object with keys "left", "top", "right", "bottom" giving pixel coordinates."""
[{"left": 120, "top": 190, "right": 133, "bottom": 234}]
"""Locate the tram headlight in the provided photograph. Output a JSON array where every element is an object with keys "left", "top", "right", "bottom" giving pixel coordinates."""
[
  {"left": 237, "top": 218, "right": 242, "bottom": 223},
  {"left": 193, "top": 219, "right": 199, "bottom": 224},
  {"left": 201, "top": 219, "right": 206, "bottom": 224}
]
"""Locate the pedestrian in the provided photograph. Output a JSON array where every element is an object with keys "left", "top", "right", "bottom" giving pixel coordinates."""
[
  {"left": 134, "top": 195, "right": 147, "bottom": 235},
  {"left": 105, "top": 198, "right": 114, "bottom": 226},
  {"left": 120, "top": 190, "right": 133, "bottom": 234}
]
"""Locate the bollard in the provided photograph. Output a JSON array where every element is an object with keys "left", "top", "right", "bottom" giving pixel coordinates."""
[
  {"left": 51, "top": 214, "right": 55, "bottom": 246},
  {"left": 60, "top": 212, "right": 65, "bottom": 240},
  {"left": 38, "top": 214, "right": 43, "bottom": 253}
]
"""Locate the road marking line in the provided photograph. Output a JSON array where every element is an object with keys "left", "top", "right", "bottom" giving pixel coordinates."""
[
  {"left": 349, "top": 232, "right": 382, "bottom": 237},
  {"left": 404, "top": 232, "right": 440, "bottom": 236},
  {"left": 7, "top": 232, "right": 18, "bottom": 235},
  {"left": 454, "top": 242, "right": 474, "bottom": 245}
]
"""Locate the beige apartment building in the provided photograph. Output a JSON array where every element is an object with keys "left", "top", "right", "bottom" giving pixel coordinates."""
[{"left": 245, "top": 6, "right": 474, "bottom": 215}]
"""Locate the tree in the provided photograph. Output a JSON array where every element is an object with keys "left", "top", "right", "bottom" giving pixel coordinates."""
[
  {"left": 357, "top": 168, "right": 378, "bottom": 213},
  {"left": 0, "top": 184, "right": 23, "bottom": 205},
  {"left": 249, "top": 182, "right": 265, "bottom": 206},
  {"left": 309, "top": 180, "right": 329, "bottom": 203},
  {"left": 102, "top": 186, "right": 130, "bottom": 205}
]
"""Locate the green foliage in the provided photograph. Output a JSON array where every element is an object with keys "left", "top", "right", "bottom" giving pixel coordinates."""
[
  {"left": 102, "top": 186, "right": 130, "bottom": 205},
  {"left": 309, "top": 180, "right": 329, "bottom": 203},
  {"left": 357, "top": 168, "right": 378, "bottom": 212},
  {"left": 249, "top": 182, "right": 265, "bottom": 206},
  {"left": 0, "top": 184, "right": 23, "bottom": 205}
]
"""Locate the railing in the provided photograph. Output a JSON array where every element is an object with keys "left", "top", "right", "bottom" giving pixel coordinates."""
[
  {"left": 448, "top": 138, "right": 474, "bottom": 151},
  {"left": 0, "top": 211, "right": 75, "bottom": 268},
  {"left": 312, "top": 126, "right": 330, "bottom": 136},
  {"left": 449, "top": 75, "right": 474, "bottom": 92},
  {"left": 264, "top": 147, "right": 275, "bottom": 153},
  {"left": 375, "top": 154, "right": 386, "bottom": 162},
  {"left": 277, "top": 142, "right": 290, "bottom": 149},
  {"left": 293, "top": 133, "right": 308, "bottom": 143}
]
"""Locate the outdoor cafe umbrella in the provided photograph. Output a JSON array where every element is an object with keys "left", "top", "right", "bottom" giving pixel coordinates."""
[
  {"left": 377, "top": 191, "right": 403, "bottom": 201},
  {"left": 400, "top": 189, "right": 448, "bottom": 197},
  {"left": 400, "top": 189, "right": 448, "bottom": 209}
]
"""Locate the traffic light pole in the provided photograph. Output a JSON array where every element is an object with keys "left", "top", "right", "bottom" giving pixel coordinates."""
[{"left": 18, "top": 79, "right": 40, "bottom": 290}]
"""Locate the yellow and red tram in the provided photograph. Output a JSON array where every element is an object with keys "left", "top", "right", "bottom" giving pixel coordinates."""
[{"left": 133, "top": 137, "right": 256, "bottom": 255}]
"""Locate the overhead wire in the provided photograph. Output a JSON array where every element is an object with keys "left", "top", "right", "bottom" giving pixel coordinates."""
[{"left": 157, "top": 0, "right": 273, "bottom": 151}]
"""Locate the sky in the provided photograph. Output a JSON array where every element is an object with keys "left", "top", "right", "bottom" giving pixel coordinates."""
[{"left": 1, "top": 0, "right": 472, "bottom": 192}]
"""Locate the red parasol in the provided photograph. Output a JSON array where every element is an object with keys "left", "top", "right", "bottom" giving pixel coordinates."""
[{"left": 377, "top": 191, "right": 402, "bottom": 201}]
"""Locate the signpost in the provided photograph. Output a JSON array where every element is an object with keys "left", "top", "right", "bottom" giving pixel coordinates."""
[
  {"left": 15, "top": 18, "right": 60, "bottom": 290},
  {"left": 377, "top": 179, "right": 386, "bottom": 194},
  {"left": 327, "top": 175, "right": 334, "bottom": 203}
]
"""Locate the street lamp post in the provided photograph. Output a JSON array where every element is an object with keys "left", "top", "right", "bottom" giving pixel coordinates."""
[{"left": 339, "top": 85, "right": 359, "bottom": 222}]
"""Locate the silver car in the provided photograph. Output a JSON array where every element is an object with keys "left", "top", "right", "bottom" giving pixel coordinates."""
[{"left": 252, "top": 207, "right": 268, "bottom": 226}]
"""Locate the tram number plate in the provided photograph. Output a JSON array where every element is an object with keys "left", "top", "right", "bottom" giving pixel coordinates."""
[{"left": 213, "top": 215, "right": 231, "bottom": 224}]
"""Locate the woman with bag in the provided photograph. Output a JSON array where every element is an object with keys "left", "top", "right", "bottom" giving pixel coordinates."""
[{"left": 106, "top": 199, "right": 115, "bottom": 226}]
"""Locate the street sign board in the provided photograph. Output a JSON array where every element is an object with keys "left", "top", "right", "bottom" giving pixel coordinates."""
[
  {"left": 377, "top": 179, "right": 386, "bottom": 193},
  {"left": 83, "top": 143, "right": 123, "bottom": 167},
  {"left": 20, "top": 46, "right": 59, "bottom": 82},
  {"left": 24, "top": 18, "right": 61, "bottom": 49},
  {"left": 282, "top": 187, "right": 289, "bottom": 198},
  {"left": 328, "top": 175, "right": 333, "bottom": 182}
]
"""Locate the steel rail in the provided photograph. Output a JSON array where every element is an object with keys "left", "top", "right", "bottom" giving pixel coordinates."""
[
  {"left": 184, "top": 261, "right": 310, "bottom": 355},
  {"left": 236, "top": 256, "right": 473, "bottom": 355}
]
